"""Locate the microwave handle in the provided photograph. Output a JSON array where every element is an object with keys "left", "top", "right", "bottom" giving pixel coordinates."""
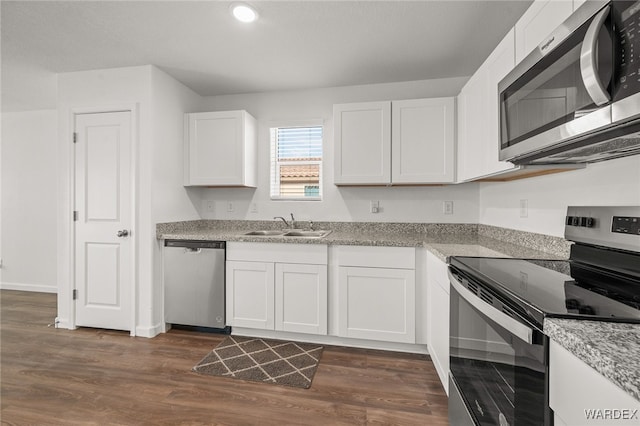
[
  {"left": 580, "top": 5, "right": 611, "bottom": 106},
  {"left": 448, "top": 270, "right": 534, "bottom": 344}
]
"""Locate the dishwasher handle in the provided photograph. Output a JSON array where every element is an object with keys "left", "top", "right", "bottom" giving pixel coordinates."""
[{"left": 164, "top": 240, "right": 226, "bottom": 250}]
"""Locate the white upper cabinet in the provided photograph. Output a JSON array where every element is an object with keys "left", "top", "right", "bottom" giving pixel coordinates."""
[
  {"left": 457, "top": 29, "right": 518, "bottom": 182},
  {"left": 392, "top": 98, "right": 455, "bottom": 184},
  {"left": 483, "top": 28, "right": 519, "bottom": 177},
  {"left": 514, "top": 0, "right": 574, "bottom": 64},
  {"left": 334, "top": 98, "right": 455, "bottom": 185},
  {"left": 333, "top": 102, "right": 391, "bottom": 185},
  {"left": 457, "top": 72, "right": 487, "bottom": 182},
  {"left": 184, "top": 110, "right": 257, "bottom": 187}
]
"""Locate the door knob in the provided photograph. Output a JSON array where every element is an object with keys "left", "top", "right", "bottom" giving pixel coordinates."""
[{"left": 117, "top": 229, "right": 129, "bottom": 238}]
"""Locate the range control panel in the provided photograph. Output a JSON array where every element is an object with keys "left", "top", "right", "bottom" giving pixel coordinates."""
[
  {"left": 612, "top": 216, "right": 640, "bottom": 234},
  {"left": 565, "top": 206, "right": 640, "bottom": 253}
]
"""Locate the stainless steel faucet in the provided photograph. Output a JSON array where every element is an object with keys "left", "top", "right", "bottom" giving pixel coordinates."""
[
  {"left": 274, "top": 213, "right": 296, "bottom": 228},
  {"left": 274, "top": 216, "right": 290, "bottom": 227}
]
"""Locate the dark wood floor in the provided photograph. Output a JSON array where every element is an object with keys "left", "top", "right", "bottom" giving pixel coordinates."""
[{"left": 0, "top": 290, "right": 448, "bottom": 425}]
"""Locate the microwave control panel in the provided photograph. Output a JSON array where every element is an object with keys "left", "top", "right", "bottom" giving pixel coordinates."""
[{"left": 615, "top": 0, "right": 640, "bottom": 98}]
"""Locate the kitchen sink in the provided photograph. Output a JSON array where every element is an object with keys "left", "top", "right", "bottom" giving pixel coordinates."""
[
  {"left": 243, "top": 229, "right": 332, "bottom": 238},
  {"left": 244, "top": 230, "right": 286, "bottom": 236},
  {"left": 282, "top": 230, "right": 332, "bottom": 238}
]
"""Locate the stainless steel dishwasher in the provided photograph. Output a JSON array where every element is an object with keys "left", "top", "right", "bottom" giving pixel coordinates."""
[{"left": 163, "top": 240, "right": 228, "bottom": 331}]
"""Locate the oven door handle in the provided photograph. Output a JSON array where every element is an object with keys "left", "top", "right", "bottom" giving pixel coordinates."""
[
  {"left": 448, "top": 270, "right": 534, "bottom": 344},
  {"left": 580, "top": 5, "right": 611, "bottom": 106}
]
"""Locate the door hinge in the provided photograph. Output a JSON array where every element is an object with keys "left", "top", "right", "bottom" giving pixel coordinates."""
[
  {"left": 73, "top": 211, "right": 78, "bottom": 221},
  {"left": 72, "top": 289, "right": 78, "bottom": 300},
  {"left": 73, "top": 132, "right": 78, "bottom": 144}
]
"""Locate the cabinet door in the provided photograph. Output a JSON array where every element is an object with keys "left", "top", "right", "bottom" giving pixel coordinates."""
[
  {"left": 549, "top": 340, "right": 640, "bottom": 425},
  {"left": 391, "top": 98, "right": 455, "bottom": 184},
  {"left": 338, "top": 266, "right": 415, "bottom": 343},
  {"left": 426, "top": 252, "right": 450, "bottom": 395},
  {"left": 457, "top": 72, "right": 486, "bottom": 182},
  {"left": 275, "top": 263, "right": 327, "bottom": 335},
  {"left": 226, "top": 260, "right": 275, "bottom": 329},
  {"left": 457, "top": 29, "right": 518, "bottom": 182},
  {"left": 514, "top": 0, "right": 573, "bottom": 64},
  {"left": 483, "top": 28, "right": 517, "bottom": 177},
  {"left": 185, "top": 110, "right": 257, "bottom": 187},
  {"left": 334, "top": 102, "right": 391, "bottom": 185}
]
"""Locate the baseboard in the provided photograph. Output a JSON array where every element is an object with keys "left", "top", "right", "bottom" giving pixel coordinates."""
[
  {"left": 231, "top": 327, "right": 429, "bottom": 355},
  {"left": 135, "top": 323, "right": 163, "bottom": 338},
  {"left": 0, "top": 282, "right": 57, "bottom": 293},
  {"left": 55, "top": 317, "right": 73, "bottom": 330}
]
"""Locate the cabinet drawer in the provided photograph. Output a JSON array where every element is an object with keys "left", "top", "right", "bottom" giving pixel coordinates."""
[
  {"left": 335, "top": 245, "right": 415, "bottom": 269},
  {"left": 227, "top": 242, "right": 327, "bottom": 264}
]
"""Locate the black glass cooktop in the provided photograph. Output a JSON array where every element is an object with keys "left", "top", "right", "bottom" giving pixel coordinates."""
[{"left": 449, "top": 256, "right": 640, "bottom": 327}]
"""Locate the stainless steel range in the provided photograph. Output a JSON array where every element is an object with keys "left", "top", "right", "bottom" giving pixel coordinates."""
[{"left": 448, "top": 206, "right": 640, "bottom": 426}]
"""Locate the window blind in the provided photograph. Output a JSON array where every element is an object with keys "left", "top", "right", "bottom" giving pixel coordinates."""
[{"left": 270, "top": 125, "right": 323, "bottom": 200}]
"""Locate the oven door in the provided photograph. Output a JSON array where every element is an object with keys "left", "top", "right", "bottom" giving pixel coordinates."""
[
  {"left": 448, "top": 269, "right": 550, "bottom": 426},
  {"left": 499, "top": 1, "right": 614, "bottom": 162}
]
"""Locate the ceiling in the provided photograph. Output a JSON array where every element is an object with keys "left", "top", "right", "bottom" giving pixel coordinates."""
[{"left": 1, "top": 0, "right": 532, "bottom": 112}]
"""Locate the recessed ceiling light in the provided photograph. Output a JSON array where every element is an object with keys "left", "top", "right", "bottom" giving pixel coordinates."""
[{"left": 231, "top": 3, "right": 258, "bottom": 23}]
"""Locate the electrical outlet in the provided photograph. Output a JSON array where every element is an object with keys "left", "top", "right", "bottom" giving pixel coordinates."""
[
  {"left": 370, "top": 200, "right": 380, "bottom": 214},
  {"left": 520, "top": 199, "right": 528, "bottom": 218},
  {"left": 204, "top": 200, "right": 215, "bottom": 213},
  {"left": 444, "top": 201, "right": 454, "bottom": 215},
  {"left": 227, "top": 201, "right": 234, "bottom": 212}
]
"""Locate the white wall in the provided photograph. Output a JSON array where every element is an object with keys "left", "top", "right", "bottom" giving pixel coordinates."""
[
  {"left": 197, "top": 77, "right": 480, "bottom": 223},
  {"left": 149, "top": 66, "right": 203, "bottom": 329},
  {"left": 55, "top": 65, "right": 203, "bottom": 336},
  {"left": 1, "top": 110, "right": 58, "bottom": 292},
  {"left": 479, "top": 155, "right": 640, "bottom": 237},
  {"left": 57, "top": 65, "right": 154, "bottom": 333}
]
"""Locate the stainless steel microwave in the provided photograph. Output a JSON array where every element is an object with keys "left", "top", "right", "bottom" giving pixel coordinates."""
[{"left": 499, "top": 0, "right": 640, "bottom": 165}]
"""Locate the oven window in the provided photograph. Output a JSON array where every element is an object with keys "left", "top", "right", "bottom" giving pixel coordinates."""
[
  {"left": 449, "top": 285, "right": 547, "bottom": 426},
  {"left": 501, "top": 11, "right": 613, "bottom": 147}
]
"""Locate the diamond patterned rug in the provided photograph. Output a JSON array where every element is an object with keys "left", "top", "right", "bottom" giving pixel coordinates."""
[{"left": 192, "top": 336, "right": 323, "bottom": 389}]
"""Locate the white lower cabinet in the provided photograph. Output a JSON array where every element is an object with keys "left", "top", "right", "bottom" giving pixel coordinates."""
[
  {"left": 549, "top": 340, "right": 640, "bottom": 426},
  {"left": 226, "top": 243, "right": 328, "bottom": 335},
  {"left": 275, "top": 263, "right": 327, "bottom": 335},
  {"left": 426, "top": 251, "right": 450, "bottom": 395},
  {"left": 226, "top": 260, "right": 275, "bottom": 329},
  {"left": 335, "top": 246, "right": 416, "bottom": 344}
]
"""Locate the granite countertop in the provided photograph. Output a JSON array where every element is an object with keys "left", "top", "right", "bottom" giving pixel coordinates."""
[
  {"left": 157, "top": 220, "right": 569, "bottom": 261},
  {"left": 545, "top": 318, "right": 640, "bottom": 402},
  {"left": 157, "top": 219, "right": 639, "bottom": 403}
]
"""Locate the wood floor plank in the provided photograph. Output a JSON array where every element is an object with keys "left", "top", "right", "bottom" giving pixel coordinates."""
[{"left": 1, "top": 290, "right": 449, "bottom": 425}]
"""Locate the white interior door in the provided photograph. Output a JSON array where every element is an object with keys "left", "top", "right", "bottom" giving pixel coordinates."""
[{"left": 74, "top": 111, "right": 133, "bottom": 331}]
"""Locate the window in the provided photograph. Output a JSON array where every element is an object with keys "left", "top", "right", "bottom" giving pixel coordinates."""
[{"left": 270, "top": 124, "right": 323, "bottom": 200}]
